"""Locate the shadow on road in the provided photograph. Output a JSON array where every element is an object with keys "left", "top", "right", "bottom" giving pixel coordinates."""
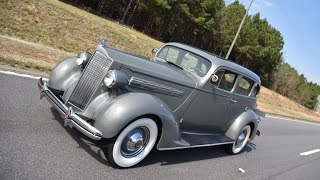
[{"left": 50, "top": 107, "right": 256, "bottom": 168}]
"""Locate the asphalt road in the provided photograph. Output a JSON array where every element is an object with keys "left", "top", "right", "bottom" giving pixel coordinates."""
[{"left": 1, "top": 71, "right": 320, "bottom": 180}]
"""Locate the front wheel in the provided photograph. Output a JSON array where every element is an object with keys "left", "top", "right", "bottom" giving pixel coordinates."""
[
  {"left": 227, "top": 125, "right": 251, "bottom": 154},
  {"left": 102, "top": 118, "right": 158, "bottom": 168}
]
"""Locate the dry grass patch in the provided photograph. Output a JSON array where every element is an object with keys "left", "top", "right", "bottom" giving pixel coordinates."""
[
  {"left": 0, "top": 0, "right": 162, "bottom": 56},
  {"left": 258, "top": 87, "right": 320, "bottom": 122},
  {"left": 0, "top": 35, "right": 72, "bottom": 72}
]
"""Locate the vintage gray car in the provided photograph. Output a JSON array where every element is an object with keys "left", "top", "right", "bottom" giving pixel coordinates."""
[{"left": 38, "top": 41, "right": 263, "bottom": 168}]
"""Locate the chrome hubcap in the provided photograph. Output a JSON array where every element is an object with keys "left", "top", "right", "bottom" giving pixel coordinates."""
[
  {"left": 235, "top": 130, "right": 247, "bottom": 148},
  {"left": 121, "top": 127, "right": 150, "bottom": 158}
]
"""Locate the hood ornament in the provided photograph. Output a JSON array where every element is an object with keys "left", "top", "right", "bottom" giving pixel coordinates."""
[{"left": 99, "top": 37, "right": 109, "bottom": 47}]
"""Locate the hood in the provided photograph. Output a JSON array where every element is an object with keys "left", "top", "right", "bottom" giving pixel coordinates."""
[
  {"left": 105, "top": 47, "right": 197, "bottom": 88},
  {"left": 101, "top": 46, "right": 197, "bottom": 112}
]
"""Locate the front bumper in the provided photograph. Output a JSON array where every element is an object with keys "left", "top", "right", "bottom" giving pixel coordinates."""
[{"left": 38, "top": 78, "right": 103, "bottom": 140}]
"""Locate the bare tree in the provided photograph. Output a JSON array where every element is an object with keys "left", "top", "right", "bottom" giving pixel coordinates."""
[
  {"left": 127, "top": 0, "right": 139, "bottom": 24},
  {"left": 97, "top": 0, "right": 106, "bottom": 15},
  {"left": 121, "top": 0, "right": 134, "bottom": 23}
]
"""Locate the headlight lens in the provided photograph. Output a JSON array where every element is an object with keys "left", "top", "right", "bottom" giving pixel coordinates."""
[
  {"left": 76, "top": 51, "right": 91, "bottom": 66},
  {"left": 76, "top": 57, "right": 84, "bottom": 65},
  {"left": 104, "top": 70, "right": 116, "bottom": 88}
]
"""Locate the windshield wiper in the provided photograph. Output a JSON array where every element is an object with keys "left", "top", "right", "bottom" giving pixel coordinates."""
[{"left": 164, "top": 58, "right": 183, "bottom": 70}]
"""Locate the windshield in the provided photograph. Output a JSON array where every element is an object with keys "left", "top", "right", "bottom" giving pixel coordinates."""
[{"left": 156, "top": 46, "right": 211, "bottom": 77}]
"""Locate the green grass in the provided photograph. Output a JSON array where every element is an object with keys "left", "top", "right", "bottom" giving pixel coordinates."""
[{"left": 0, "top": 0, "right": 163, "bottom": 56}]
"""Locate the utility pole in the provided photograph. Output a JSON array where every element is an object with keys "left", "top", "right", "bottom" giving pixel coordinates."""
[{"left": 225, "top": 0, "right": 254, "bottom": 59}]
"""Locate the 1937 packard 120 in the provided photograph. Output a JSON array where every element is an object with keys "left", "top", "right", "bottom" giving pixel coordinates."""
[{"left": 38, "top": 41, "right": 264, "bottom": 168}]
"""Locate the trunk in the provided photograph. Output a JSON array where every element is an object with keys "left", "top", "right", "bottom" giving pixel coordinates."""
[
  {"left": 127, "top": 0, "right": 139, "bottom": 24},
  {"left": 143, "top": 15, "right": 153, "bottom": 33},
  {"left": 121, "top": 0, "right": 134, "bottom": 23},
  {"left": 97, "top": 0, "right": 106, "bottom": 15},
  {"left": 157, "top": 15, "right": 170, "bottom": 38},
  {"left": 108, "top": 0, "right": 117, "bottom": 18},
  {"left": 170, "top": 25, "right": 177, "bottom": 41},
  {"left": 201, "top": 37, "right": 206, "bottom": 49},
  {"left": 299, "top": 86, "right": 308, "bottom": 104},
  {"left": 191, "top": 36, "right": 196, "bottom": 45}
]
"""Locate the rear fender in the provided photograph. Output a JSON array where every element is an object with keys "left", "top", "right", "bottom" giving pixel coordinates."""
[
  {"left": 93, "top": 93, "right": 181, "bottom": 148},
  {"left": 225, "top": 109, "right": 258, "bottom": 140}
]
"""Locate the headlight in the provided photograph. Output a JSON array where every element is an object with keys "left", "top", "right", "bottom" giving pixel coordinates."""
[
  {"left": 103, "top": 70, "right": 129, "bottom": 88},
  {"left": 76, "top": 51, "right": 91, "bottom": 66},
  {"left": 104, "top": 70, "right": 116, "bottom": 88},
  {"left": 76, "top": 57, "right": 84, "bottom": 66}
]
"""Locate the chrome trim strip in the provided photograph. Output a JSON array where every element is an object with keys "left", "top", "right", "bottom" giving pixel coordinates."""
[
  {"left": 38, "top": 78, "right": 103, "bottom": 140},
  {"left": 129, "top": 77, "right": 184, "bottom": 97},
  {"left": 158, "top": 141, "right": 234, "bottom": 151},
  {"left": 181, "top": 131, "right": 217, "bottom": 136}
]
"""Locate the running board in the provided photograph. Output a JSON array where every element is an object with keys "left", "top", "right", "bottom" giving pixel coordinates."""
[{"left": 158, "top": 133, "right": 234, "bottom": 151}]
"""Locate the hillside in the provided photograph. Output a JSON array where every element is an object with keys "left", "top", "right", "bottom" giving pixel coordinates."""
[{"left": 0, "top": 0, "right": 319, "bottom": 122}]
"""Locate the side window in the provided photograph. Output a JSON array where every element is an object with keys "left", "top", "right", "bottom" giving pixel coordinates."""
[
  {"left": 236, "top": 77, "right": 254, "bottom": 96},
  {"left": 250, "top": 84, "right": 260, "bottom": 97},
  {"left": 211, "top": 70, "right": 237, "bottom": 91},
  {"left": 219, "top": 71, "right": 237, "bottom": 91}
]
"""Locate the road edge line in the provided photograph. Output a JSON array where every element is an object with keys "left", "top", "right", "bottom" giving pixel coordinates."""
[
  {"left": 0, "top": 70, "right": 48, "bottom": 81},
  {"left": 266, "top": 115, "right": 320, "bottom": 126},
  {"left": 300, "top": 149, "right": 320, "bottom": 156}
]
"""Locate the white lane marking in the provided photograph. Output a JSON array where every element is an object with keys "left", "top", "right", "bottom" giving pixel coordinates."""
[
  {"left": 300, "top": 149, "right": 320, "bottom": 156},
  {"left": 238, "top": 168, "right": 246, "bottom": 173},
  {"left": 0, "top": 70, "right": 48, "bottom": 81},
  {"left": 266, "top": 115, "right": 320, "bottom": 126}
]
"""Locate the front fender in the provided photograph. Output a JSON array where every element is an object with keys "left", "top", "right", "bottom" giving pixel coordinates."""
[
  {"left": 93, "top": 93, "right": 181, "bottom": 148},
  {"left": 48, "top": 56, "right": 82, "bottom": 91},
  {"left": 225, "top": 109, "right": 258, "bottom": 141}
]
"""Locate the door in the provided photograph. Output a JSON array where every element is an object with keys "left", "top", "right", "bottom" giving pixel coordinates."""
[
  {"left": 181, "top": 69, "right": 238, "bottom": 134},
  {"left": 228, "top": 76, "right": 257, "bottom": 121}
]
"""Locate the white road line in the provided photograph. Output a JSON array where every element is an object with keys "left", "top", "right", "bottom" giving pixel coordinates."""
[
  {"left": 0, "top": 70, "right": 48, "bottom": 81},
  {"left": 266, "top": 115, "right": 320, "bottom": 126},
  {"left": 300, "top": 149, "right": 320, "bottom": 156}
]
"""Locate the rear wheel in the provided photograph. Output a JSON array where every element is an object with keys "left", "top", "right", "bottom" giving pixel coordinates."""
[
  {"left": 102, "top": 118, "right": 158, "bottom": 168},
  {"left": 227, "top": 125, "right": 251, "bottom": 154}
]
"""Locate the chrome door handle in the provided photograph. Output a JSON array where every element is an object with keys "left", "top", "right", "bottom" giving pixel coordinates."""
[{"left": 227, "top": 98, "right": 237, "bottom": 103}]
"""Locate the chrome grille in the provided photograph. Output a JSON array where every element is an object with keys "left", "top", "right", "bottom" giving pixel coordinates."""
[{"left": 68, "top": 51, "right": 112, "bottom": 110}]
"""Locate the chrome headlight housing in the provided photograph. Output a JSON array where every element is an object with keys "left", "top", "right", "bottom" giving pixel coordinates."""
[
  {"left": 104, "top": 70, "right": 116, "bottom": 88},
  {"left": 76, "top": 51, "right": 91, "bottom": 67},
  {"left": 104, "top": 70, "right": 129, "bottom": 88}
]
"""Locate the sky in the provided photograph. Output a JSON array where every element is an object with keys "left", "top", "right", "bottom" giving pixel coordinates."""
[{"left": 226, "top": 0, "right": 320, "bottom": 84}]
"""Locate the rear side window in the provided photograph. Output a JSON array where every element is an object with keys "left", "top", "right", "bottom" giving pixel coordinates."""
[
  {"left": 250, "top": 84, "right": 260, "bottom": 97},
  {"left": 211, "top": 70, "right": 237, "bottom": 91},
  {"left": 236, "top": 77, "right": 254, "bottom": 96}
]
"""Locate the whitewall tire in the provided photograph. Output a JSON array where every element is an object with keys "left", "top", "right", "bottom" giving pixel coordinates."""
[
  {"left": 227, "top": 125, "right": 251, "bottom": 154},
  {"left": 103, "top": 118, "right": 158, "bottom": 168}
]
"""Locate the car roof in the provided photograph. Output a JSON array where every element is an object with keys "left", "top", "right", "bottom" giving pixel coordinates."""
[{"left": 165, "top": 42, "right": 261, "bottom": 84}]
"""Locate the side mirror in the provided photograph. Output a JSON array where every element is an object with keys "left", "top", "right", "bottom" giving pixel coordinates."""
[
  {"left": 211, "top": 74, "right": 219, "bottom": 83},
  {"left": 152, "top": 48, "right": 159, "bottom": 55}
]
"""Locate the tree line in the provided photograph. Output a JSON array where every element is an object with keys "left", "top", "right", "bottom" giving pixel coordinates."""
[
  {"left": 61, "top": 0, "right": 320, "bottom": 110},
  {"left": 271, "top": 62, "right": 320, "bottom": 110}
]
